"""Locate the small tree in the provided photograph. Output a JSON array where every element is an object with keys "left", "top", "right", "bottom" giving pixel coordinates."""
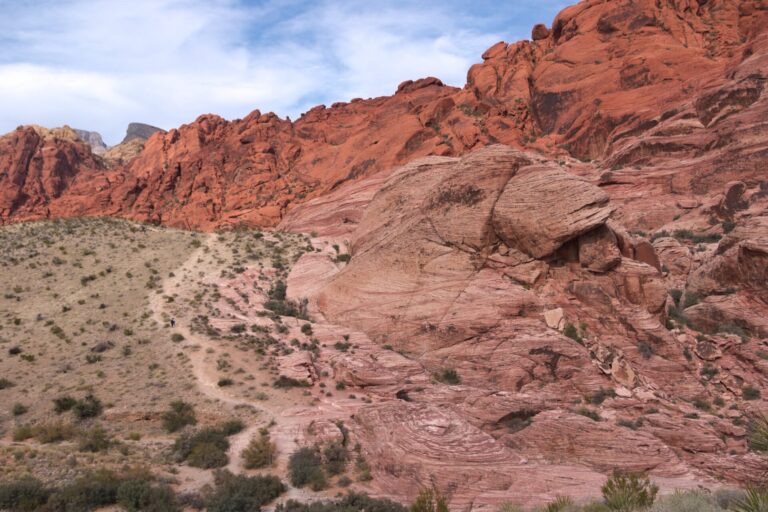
[{"left": 242, "top": 432, "right": 277, "bottom": 469}]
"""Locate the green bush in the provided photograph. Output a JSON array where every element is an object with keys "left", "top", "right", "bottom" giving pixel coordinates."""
[
  {"left": 289, "top": 447, "right": 325, "bottom": 489},
  {"left": 117, "top": 479, "right": 180, "bottom": 512},
  {"left": 46, "top": 470, "right": 121, "bottom": 511},
  {"left": 78, "top": 426, "right": 111, "bottom": 452},
  {"left": 323, "top": 441, "right": 349, "bottom": 476},
  {"left": 188, "top": 442, "right": 229, "bottom": 469},
  {"left": 52, "top": 396, "right": 77, "bottom": 414},
  {"left": 577, "top": 407, "right": 601, "bottom": 422},
  {"left": 588, "top": 388, "right": 616, "bottom": 405},
  {"left": 161, "top": 400, "right": 197, "bottom": 433},
  {"left": 601, "top": 471, "right": 658, "bottom": 511},
  {"left": 205, "top": 470, "right": 285, "bottom": 512},
  {"left": 743, "top": 386, "right": 761, "bottom": 400},
  {"left": 72, "top": 394, "right": 103, "bottom": 419},
  {"left": 174, "top": 427, "right": 231, "bottom": 469},
  {"left": 0, "top": 477, "right": 50, "bottom": 512},
  {"left": 274, "top": 376, "right": 310, "bottom": 388},
  {"left": 12, "top": 403, "right": 28, "bottom": 416},
  {"left": 410, "top": 488, "right": 449, "bottom": 512},
  {"left": 563, "top": 322, "right": 583, "bottom": 343},
  {"left": 243, "top": 433, "right": 277, "bottom": 469},
  {"left": 434, "top": 368, "right": 461, "bottom": 385},
  {"left": 275, "top": 493, "right": 407, "bottom": 512},
  {"left": 219, "top": 419, "right": 245, "bottom": 436}
]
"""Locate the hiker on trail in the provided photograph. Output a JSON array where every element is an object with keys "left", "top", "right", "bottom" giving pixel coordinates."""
[{"left": 170, "top": 318, "right": 176, "bottom": 328}]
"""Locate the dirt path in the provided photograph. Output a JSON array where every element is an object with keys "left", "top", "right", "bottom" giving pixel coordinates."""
[{"left": 148, "top": 233, "right": 319, "bottom": 504}]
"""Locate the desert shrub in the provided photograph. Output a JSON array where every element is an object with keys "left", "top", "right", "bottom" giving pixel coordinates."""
[
  {"left": 323, "top": 441, "right": 349, "bottom": 476},
  {"left": 588, "top": 388, "right": 616, "bottom": 405},
  {"left": 217, "top": 377, "right": 234, "bottom": 387},
  {"left": 336, "top": 253, "right": 351, "bottom": 263},
  {"left": 682, "top": 292, "right": 700, "bottom": 309},
  {"left": 743, "top": 386, "right": 761, "bottom": 400},
  {"left": 669, "top": 289, "right": 683, "bottom": 306},
  {"left": 733, "top": 488, "right": 768, "bottom": 512},
  {"left": 53, "top": 396, "right": 77, "bottom": 414},
  {"left": 410, "top": 488, "right": 449, "bottom": 512},
  {"left": 34, "top": 421, "right": 78, "bottom": 443},
  {"left": 649, "top": 490, "right": 722, "bottom": 512},
  {"left": 301, "top": 323, "right": 313, "bottom": 335},
  {"left": 205, "top": 470, "right": 285, "bottom": 512},
  {"left": 434, "top": 368, "right": 461, "bottom": 385},
  {"left": 243, "top": 432, "right": 277, "bottom": 469},
  {"left": 219, "top": 419, "right": 245, "bottom": 436},
  {"left": 171, "top": 333, "right": 185, "bottom": 342},
  {"left": 174, "top": 427, "right": 231, "bottom": 469},
  {"left": 0, "top": 476, "right": 50, "bottom": 511},
  {"left": 563, "top": 322, "right": 583, "bottom": 343},
  {"left": 0, "top": 378, "right": 14, "bottom": 389},
  {"left": 274, "top": 376, "right": 310, "bottom": 388},
  {"left": 161, "top": 400, "right": 197, "bottom": 433},
  {"left": 577, "top": 407, "right": 601, "bottom": 421},
  {"left": 269, "top": 280, "right": 287, "bottom": 301},
  {"left": 188, "top": 442, "right": 229, "bottom": 469},
  {"left": 637, "top": 342, "right": 654, "bottom": 359},
  {"left": 46, "top": 470, "right": 121, "bottom": 511},
  {"left": 542, "top": 496, "right": 575, "bottom": 512},
  {"left": 116, "top": 479, "right": 179, "bottom": 512},
  {"left": 748, "top": 415, "right": 768, "bottom": 452},
  {"left": 78, "top": 426, "right": 111, "bottom": 452},
  {"left": 12, "top": 424, "right": 35, "bottom": 442},
  {"left": 601, "top": 471, "right": 658, "bottom": 511},
  {"left": 72, "top": 394, "right": 103, "bottom": 419},
  {"left": 289, "top": 446, "right": 325, "bottom": 490},
  {"left": 276, "top": 493, "right": 407, "bottom": 512},
  {"left": 12, "top": 403, "right": 28, "bottom": 416}
]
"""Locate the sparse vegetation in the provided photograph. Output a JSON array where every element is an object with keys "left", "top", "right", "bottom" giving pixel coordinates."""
[
  {"left": 162, "top": 400, "right": 197, "bottom": 433},
  {"left": 433, "top": 368, "right": 461, "bottom": 385},
  {"left": 243, "top": 430, "right": 277, "bottom": 469}
]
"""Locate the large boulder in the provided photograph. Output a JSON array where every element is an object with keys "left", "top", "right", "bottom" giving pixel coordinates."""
[{"left": 492, "top": 164, "right": 614, "bottom": 258}]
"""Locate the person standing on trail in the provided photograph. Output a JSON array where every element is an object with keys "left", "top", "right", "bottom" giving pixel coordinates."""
[{"left": 170, "top": 318, "right": 176, "bottom": 328}]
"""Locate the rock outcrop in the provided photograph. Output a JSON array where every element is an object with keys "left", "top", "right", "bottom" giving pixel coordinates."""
[{"left": 0, "top": 0, "right": 764, "bottom": 230}]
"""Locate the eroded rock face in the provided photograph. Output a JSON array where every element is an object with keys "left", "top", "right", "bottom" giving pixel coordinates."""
[
  {"left": 282, "top": 138, "right": 768, "bottom": 503},
  {"left": 492, "top": 164, "right": 614, "bottom": 258}
]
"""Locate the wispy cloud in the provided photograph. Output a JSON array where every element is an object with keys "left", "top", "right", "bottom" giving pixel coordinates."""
[{"left": 0, "top": 0, "right": 569, "bottom": 144}]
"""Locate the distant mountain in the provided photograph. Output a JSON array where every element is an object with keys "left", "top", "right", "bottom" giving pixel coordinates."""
[
  {"left": 73, "top": 128, "right": 107, "bottom": 155},
  {"left": 121, "top": 122, "right": 164, "bottom": 144}
]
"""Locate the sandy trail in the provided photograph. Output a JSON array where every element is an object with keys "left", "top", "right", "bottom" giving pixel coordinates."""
[{"left": 148, "top": 232, "right": 322, "bottom": 504}]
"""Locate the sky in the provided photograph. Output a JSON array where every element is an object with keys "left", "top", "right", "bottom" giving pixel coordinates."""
[{"left": 0, "top": 0, "right": 570, "bottom": 145}]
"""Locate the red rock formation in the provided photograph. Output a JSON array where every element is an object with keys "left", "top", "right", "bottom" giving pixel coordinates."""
[{"left": 0, "top": 0, "right": 764, "bottom": 231}]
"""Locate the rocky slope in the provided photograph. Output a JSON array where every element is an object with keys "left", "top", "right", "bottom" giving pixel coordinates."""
[
  {"left": 0, "top": 0, "right": 767, "bottom": 507},
  {"left": 279, "top": 143, "right": 768, "bottom": 507},
  {"left": 1, "top": 0, "right": 765, "bottom": 230}
]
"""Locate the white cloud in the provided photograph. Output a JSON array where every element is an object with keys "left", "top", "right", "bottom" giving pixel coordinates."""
[{"left": 0, "top": 0, "right": 567, "bottom": 144}]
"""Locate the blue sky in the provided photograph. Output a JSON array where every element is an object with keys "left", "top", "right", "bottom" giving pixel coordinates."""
[{"left": 0, "top": 0, "right": 569, "bottom": 144}]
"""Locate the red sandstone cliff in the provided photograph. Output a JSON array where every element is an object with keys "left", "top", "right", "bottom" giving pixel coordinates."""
[{"left": 1, "top": 0, "right": 765, "bottom": 230}]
